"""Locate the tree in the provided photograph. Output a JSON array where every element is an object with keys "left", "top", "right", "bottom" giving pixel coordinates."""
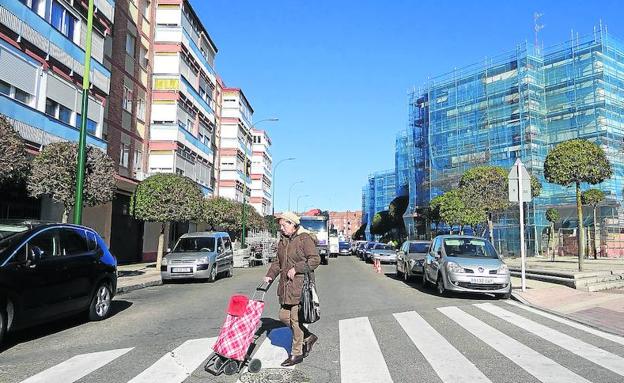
[
  {"left": 530, "top": 174, "right": 542, "bottom": 198},
  {"left": 352, "top": 223, "right": 366, "bottom": 240},
  {"left": 582, "top": 188, "right": 605, "bottom": 259},
  {"left": 388, "top": 195, "right": 409, "bottom": 240},
  {"left": 264, "top": 215, "right": 277, "bottom": 235},
  {"left": 131, "top": 173, "right": 204, "bottom": 270},
  {"left": 0, "top": 116, "right": 29, "bottom": 184},
  {"left": 202, "top": 196, "right": 239, "bottom": 235},
  {"left": 28, "top": 142, "right": 115, "bottom": 222},
  {"left": 428, "top": 195, "right": 444, "bottom": 235},
  {"left": 370, "top": 210, "right": 393, "bottom": 236},
  {"left": 438, "top": 189, "right": 485, "bottom": 234},
  {"left": 545, "top": 208, "right": 560, "bottom": 260},
  {"left": 544, "top": 139, "right": 612, "bottom": 271},
  {"left": 459, "top": 166, "right": 508, "bottom": 242}
]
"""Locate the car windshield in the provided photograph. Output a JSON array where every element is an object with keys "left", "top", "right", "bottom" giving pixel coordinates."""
[
  {"left": 173, "top": 237, "right": 216, "bottom": 252},
  {"left": 299, "top": 220, "right": 327, "bottom": 233},
  {"left": 443, "top": 238, "right": 498, "bottom": 259},
  {"left": 339, "top": 242, "right": 350, "bottom": 249},
  {"left": 375, "top": 244, "right": 393, "bottom": 250},
  {"left": 409, "top": 243, "right": 430, "bottom": 253},
  {"left": 0, "top": 224, "right": 29, "bottom": 241}
]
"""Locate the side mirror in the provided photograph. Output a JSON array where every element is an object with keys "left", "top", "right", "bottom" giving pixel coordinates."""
[
  {"left": 435, "top": 250, "right": 443, "bottom": 259},
  {"left": 218, "top": 246, "right": 223, "bottom": 253}
]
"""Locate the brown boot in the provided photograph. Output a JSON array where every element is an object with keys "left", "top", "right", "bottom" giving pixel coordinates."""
[
  {"left": 303, "top": 334, "right": 318, "bottom": 357},
  {"left": 281, "top": 354, "right": 304, "bottom": 367}
]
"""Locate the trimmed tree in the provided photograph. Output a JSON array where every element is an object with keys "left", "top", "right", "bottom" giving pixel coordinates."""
[
  {"left": 545, "top": 208, "right": 560, "bottom": 260},
  {"left": 438, "top": 188, "right": 485, "bottom": 235},
  {"left": 28, "top": 142, "right": 115, "bottom": 222},
  {"left": 459, "top": 166, "right": 509, "bottom": 243},
  {"left": 0, "top": 116, "right": 29, "bottom": 184},
  {"left": 352, "top": 223, "right": 367, "bottom": 240},
  {"left": 131, "top": 173, "right": 204, "bottom": 270},
  {"left": 582, "top": 188, "right": 605, "bottom": 259},
  {"left": 544, "top": 139, "right": 612, "bottom": 271},
  {"left": 370, "top": 210, "right": 393, "bottom": 236},
  {"left": 428, "top": 195, "right": 444, "bottom": 236}
]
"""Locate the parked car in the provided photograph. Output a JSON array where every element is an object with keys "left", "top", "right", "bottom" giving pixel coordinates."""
[
  {"left": 351, "top": 240, "right": 365, "bottom": 255},
  {"left": 362, "top": 242, "right": 378, "bottom": 262},
  {"left": 396, "top": 240, "right": 431, "bottom": 281},
  {"left": 161, "top": 232, "right": 234, "bottom": 282},
  {"left": 371, "top": 244, "right": 397, "bottom": 264},
  {"left": 422, "top": 235, "right": 511, "bottom": 299},
  {"left": 355, "top": 241, "right": 368, "bottom": 257},
  {"left": 0, "top": 221, "right": 118, "bottom": 346},
  {"left": 338, "top": 241, "right": 351, "bottom": 255}
]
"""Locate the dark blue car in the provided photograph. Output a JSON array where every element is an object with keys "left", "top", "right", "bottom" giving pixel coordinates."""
[{"left": 0, "top": 221, "right": 117, "bottom": 346}]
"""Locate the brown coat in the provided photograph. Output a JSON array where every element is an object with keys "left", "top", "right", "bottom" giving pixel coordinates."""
[{"left": 266, "top": 227, "right": 320, "bottom": 305}]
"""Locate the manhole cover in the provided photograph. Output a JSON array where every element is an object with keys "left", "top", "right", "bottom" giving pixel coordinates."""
[{"left": 239, "top": 368, "right": 309, "bottom": 383}]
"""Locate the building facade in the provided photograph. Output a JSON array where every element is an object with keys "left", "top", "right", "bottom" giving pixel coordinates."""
[
  {"left": 329, "top": 210, "right": 362, "bottom": 239},
  {"left": 217, "top": 86, "right": 253, "bottom": 202},
  {"left": 250, "top": 129, "right": 272, "bottom": 216},
  {"left": 403, "top": 28, "right": 624, "bottom": 255},
  {"left": 149, "top": 0, "right": 218, "bottom": 196},
  {"left": 362, "top": 169, "right": 396, "bottom": 240}
]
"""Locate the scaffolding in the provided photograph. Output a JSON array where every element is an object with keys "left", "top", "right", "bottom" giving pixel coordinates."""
[{"left": 401, "top": 26, "right": 624, "bottom": 256}]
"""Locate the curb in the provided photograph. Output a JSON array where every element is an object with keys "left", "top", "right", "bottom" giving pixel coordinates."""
[{"left": 116, "top": 279, "right": 162, "bottom": 295}]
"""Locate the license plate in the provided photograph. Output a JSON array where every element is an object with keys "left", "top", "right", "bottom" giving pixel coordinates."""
[
  {"left": 171, "top": 267, "right": 192, "bottom": 273},
  {"left": 470, "top": 277, "right": 493, "bottom": 284}
]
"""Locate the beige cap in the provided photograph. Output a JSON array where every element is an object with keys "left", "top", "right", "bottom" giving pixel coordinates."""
[{"left": 278, "top": 211, "right": 300, "bottom": 225}]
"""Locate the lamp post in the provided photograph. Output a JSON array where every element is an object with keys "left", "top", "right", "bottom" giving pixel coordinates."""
[
  {"left": 241, "top": 118, "right": 278, "bottom": 248},
  {"left": 288, "top": 181, "right": 304, "bottom": 211},
  {"left": 296, "top": 194, "right": 310, "bottom": 214},
  {"left": 272, "top": 157, "right": 295, "bottom": 215}
]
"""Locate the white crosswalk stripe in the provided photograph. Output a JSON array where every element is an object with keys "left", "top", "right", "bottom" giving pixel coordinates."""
[
  {"left": 475, "top": 302, "right": 624, "bottom": 377},
  {"left": 339, "top": 316, "right": 393, "bottom": 383},
  {"left": 394, "top": 311, "right": 491, "bottom": 383},
  {"left": 20, "top": 347, "right": 133, "bottom": 383},
  {"left": 438, "top": 306, "right": 591, "bottom": 383},
  {"left": 127, "top": 337, "right": 216, "bottom": 383},
  {"left": 504, "top": 300, "right": 624, "bottom": 346}
]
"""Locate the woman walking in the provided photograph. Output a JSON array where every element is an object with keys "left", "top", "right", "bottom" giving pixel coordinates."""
[{"left": 264, "top": 211, "right": 320, "bottom": 366}]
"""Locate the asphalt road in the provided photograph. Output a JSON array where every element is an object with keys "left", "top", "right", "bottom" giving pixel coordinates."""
[{"left": 2, "top": 256, "right": 624, "bottom": 383}]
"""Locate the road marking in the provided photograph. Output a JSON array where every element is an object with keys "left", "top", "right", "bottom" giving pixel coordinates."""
[
  {"left": 20, "top": 348, "right": 133, "bottom": 383},
  {"left": 394, "top": 311, "right": 491, "bottom": 383},
  {"left": 439, "top": 306, "right": 590, "bottom": 383},
  {"left": 127, "top": 337, "right": 216, "bottom": 383},
  {"left": 475, "top": 303, "right": 624, "bottom": 377},
  {"left": 504, "top": 300, "right": 624, "bottom": 346},
  {"left": 339, "top": 316, "right": 393, "bottom": 383}
]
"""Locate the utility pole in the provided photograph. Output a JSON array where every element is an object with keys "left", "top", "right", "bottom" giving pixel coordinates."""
[
  {"left": 73, "top": 0, "right": 95, "bottom": 225},
  {"left": 241, "top": 160, "right": 250, "bottom": 248}
]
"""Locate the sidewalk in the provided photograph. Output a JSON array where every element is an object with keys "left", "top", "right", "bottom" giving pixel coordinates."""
[
  {"left": 508, "top": 255, "right": 624, "bottom": 336},
  {"left": 116, "top": 262, "right": 162, "bottom": 294}
]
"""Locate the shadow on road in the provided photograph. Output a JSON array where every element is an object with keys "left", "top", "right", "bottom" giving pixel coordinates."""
[{"left": 1, "top": 299, "right": 133, "bottom": 352}]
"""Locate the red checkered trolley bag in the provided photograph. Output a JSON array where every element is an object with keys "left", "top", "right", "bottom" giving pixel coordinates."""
[{"left": 204, "top": 280, "right": 272, "bottom": 376}]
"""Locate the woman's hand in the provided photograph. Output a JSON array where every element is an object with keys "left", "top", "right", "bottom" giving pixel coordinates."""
[
  {"left": 263, "top": 276, "right": 272, "bottom": 283},
  {"left": 287, "top": 267, "right": 296, "bottom": 280}
]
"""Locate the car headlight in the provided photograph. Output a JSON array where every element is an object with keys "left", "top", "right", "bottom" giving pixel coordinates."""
[
  {"left": 161, "top": 257, "right": 168, "bottom": 266},
  {"left": 446, "top": 262, "right": 463, "bottom": 273},
  {"left": 196, "top": 256, "right": 210, "bottom": 264},
  {"left": 498, "top": 264, "right": 509, "bottom": 274}
]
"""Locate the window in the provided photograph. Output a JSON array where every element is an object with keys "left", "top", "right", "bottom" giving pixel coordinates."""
[
  {"left": 223, "top": 237, "right": 232, "bottom": 251},
  {"left": 139, "top": 45, "right": 148, "bottom": 68},
  {"left": 122, "top": 86, "right": 133, "bottom": 112},
  {"left": 51, "top": 0, "right": 76, "bottom": 40},
  {"left": 143, "top": 0, "right": 151, "bottom": 15},
  {"left": 29, "top": 229, "right": 61, "bottom": 258},
  {"left": 0, "top": 80, "right": 10, "bottom": 96},
  {"left": 136, "top": 96, "right": 146, "bottom": 120},
  {"left": 60, "top": 228, "right": 89, "bottom": 256},
  {"left": 0, "top": 79, "right": 34, "bottom": 106},
  {"left": 86, "top": 231, "right": 98, "bottom": 251},
  {"left": 119, "top": 142, "right": 129, "bottom": 168},
  {"left": 45, "top": 98, "right": 72, "bottom": 124},
  {"left": 76, "top": 114, "right": 98, "bottom": 134},
  {"left": 134, "top": 149, "right": 143, "bottom": 172},
  {"left": 126, "top": 34, "right": 136, "bottom": 58}
]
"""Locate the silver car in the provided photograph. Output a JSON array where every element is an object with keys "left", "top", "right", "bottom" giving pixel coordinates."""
[
  {"left": 396, "top": 240, "right": 431, "bottom": 281},
  {"left": 422, "top": 235, "right": 511, "bottom": 298},
  {"left": 371, "top": 244, "right": 397, "bottom": 264},
  {"left": 161, "top": 232, "right": 234, "bottom": 282}
]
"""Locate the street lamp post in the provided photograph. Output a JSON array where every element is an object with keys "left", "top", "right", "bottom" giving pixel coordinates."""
[
  {"left": 272, "top": 157, "right": 295, "bottom": 216},
  {"left": 288, "top": 181, "right": 304, "bottom": 211},
  {"left": 241, "top": 118, "right": 278, "bottom": 248},
  {"left": 296, "top": 194, "right": 310, "bottom": 214}
]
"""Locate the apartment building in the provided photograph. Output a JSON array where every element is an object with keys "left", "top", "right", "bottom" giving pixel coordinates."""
[
  {"left": 329, "top": 210, "right": 362, "bottom": 239},
  {"left": 149, "top": 0, "right": 218, "bottom": 195},
  {"left": 0, "top": 0, "right": 114, "bottom": 221},
  {"left": 218, "top": 85, "right": 253, "bottom": 202},
  {"left": 362, "top": 170, "right": 396, "bottom": 240},
  {"left": 249, "top": 129, "right": 272, "bottom": 216}
]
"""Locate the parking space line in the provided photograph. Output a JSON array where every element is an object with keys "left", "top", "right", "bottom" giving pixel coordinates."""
[
  {"left": 339, "top": 316, "right": 393, "bottom": 383},
  {"left": 439, "top": 306, "right": 590, "bottom": 383},
  {"left": 394, "top": 310, "right": 491, "bottom": 383},
  {"left": 20, "top": 348, "right": 133, "bottom": 383}
]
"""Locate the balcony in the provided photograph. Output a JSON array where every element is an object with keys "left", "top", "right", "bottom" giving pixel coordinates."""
[
  {"left": 180, "top": 76, "right": 215, "bottom": 121},
  {"left": 1, "top": 2, "right": 111, "bottom": 92},
  {"left": 0, "top": 95, "right": 106, "bottom": 150},
  {"left": 150, "top": 123, "right": 213, "bottom": 160}
]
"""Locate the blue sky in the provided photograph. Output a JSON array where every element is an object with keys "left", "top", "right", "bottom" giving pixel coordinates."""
[{"left": 193, "top": 0, "right": 623, "bottom": 213}]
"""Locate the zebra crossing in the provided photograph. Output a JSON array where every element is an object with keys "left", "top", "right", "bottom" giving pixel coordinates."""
[{"left": 17, "top": 302, "right": 624, "bottom": 383}]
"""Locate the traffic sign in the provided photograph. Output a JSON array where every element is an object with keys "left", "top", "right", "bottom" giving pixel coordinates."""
[{"left": 508, "top": 159, "right": 532, "bottom": 202}]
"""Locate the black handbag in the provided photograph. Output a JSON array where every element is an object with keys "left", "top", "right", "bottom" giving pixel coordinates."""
[{"left": 300, "top": 271, "right": 320, "bottom": 324}]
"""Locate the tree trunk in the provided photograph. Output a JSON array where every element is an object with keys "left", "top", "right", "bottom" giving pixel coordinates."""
[
  {"left": 488, "top": 213, "right": 494, "bottom": 245},
  {"left": 593, "top": 206, "right": 598, "bottom": 259},
  {"left": 549, "top": 222, "right": 555, "bottom": 261},
  {"left": 156, "top": 222, "right": 166, "bottom": 271},
  {"left": 62, "top": 208, "right": 69, "bottom": 224},
  {"left": 576, "top": 182, "right": 585, "bottom": 271}
]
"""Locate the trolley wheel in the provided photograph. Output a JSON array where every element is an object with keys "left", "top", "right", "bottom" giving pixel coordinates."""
[
  {"left": 248, "top": 358, "right": 262, "bottom": 373},
  {"left": 223, "top": 360, "right": 239, "bottom": 376},
  {"left": 213, "top": 356, "right": 224, "bottom": 372}
]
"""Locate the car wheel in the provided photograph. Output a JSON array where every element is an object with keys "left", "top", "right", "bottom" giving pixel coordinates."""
[
  {"left": 208, "top": 264, "right": 217, "bottom": 282},
  {"left": 89, "top": 283, "right": 112, "bottom": 321},
  {"left": 436, "top": 275, "right": 446, "bottom": 296}
]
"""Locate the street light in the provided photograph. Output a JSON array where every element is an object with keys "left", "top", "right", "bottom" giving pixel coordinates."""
[
  {"left": 288, "top": 181, "right": 304, "bottom": 211},
  {"left": 241, "top": 118, "right": 278, "bottom": 248},
  {"left": 272, "top": 157, "right": 295, "bottom": 215},
  {"left": 296, "top": 194, "right": 310, "bottom": 213}
]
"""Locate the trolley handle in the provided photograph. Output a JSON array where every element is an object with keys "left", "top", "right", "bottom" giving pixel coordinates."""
[{"left": 256, "top": 280, "right": 273, "bottom": 292}]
